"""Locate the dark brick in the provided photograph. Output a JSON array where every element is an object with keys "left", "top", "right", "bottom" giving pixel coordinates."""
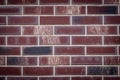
[
  {"left": 72, "top": 0, "right": 102, "bottom": 4},
  {"left": 0, "top": 16, "right": 6, "bottom": 25},
  {"left": 104, "top": 16, "right": 120, "bottom": 24},
  {"left": 7, "top": 77, "right": 37, "bottom": 80},
  {"left": 0, "top": 37, "right": 5, "bottom": 45},
  {"left": 39, "top": 77, "right": 70, "bottom": 80},
  {"left": 87, "top": 67, "right": 118, "bottom": 75},
  {"left": 0, "top": 77, "right": 5, "bottom": 80},
  {"left": 23, "top": 47, "right": 52, "bottom": 55},
  {"left": 0, "top": 0, "right": 5, "bottom": 5},
  {"left": 72, "top": 16, "right": 102, "bottom": 25},
  {"left": 104, "top": 77, "right": 120, "bottom": 80},
  {"left": 104, "top": 0, "right": 119, "bottom": 4},
  {"left": 72, "top": 77, "right": 102, "bottom": 80},
  {"left": 40, "top": 0, "right": 70, "bottom": 4}
]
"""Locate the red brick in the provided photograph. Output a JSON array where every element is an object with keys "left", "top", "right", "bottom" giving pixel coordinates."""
[
  {"left": 40, "top": 0, "right": 69, "bottom": 4},
  {"left": 104, "top": 16, "right": 120, "bottom": 24},
  {"left": 72, "top": 0, "right": 102, "bottom": 4},
  {"left": 87, "top": 6, "right": 118, "bottom": 14},
  {"left": 104, "top": 36, "right": 120, "bottom": 45},
  {"left": 72, "top": 77, "right": 102, "bottom": 80},
  {"left": 104, "top": 56, "right": 120, "bottom": 65},
  {"left": 39, "top": 56, "right": 70, "bottom": 65},
  {"left": 0, "top": 7, "right": 21, "bottom": 15},
  {"left": 104, "top": 77, "right": 120, "bottom": 80},
  {"left": 72, "top": 16, "right": 102, "bottom": 25},
  {"left": 0, "top": 37, "right": 5, "bottom": 45},
  {"left": 40, "top": 16, "right": 70, "bottom": 25},
  {"left": 104, "top": 0, "right": 119, "bottom": 4},
  {"left": 0, "top": 57, "right": 5, "bottom": 65},
  {"left": 23, "top": 67, "right": 53, "bottom": 75},
  {"left": 72, "top": 36, "right": 102, "bottom": 45},
  {"left": 40, "top": 36, "right": 70, "bottom": 45},
  {"left": 23, "top": 26, "right": 53, "bottom": 35},
  {"left": 0, "top": 27, "right": 20, "bottom": 35},
  {"left": 39, "top": 77, "right": 70, "bottom": 80},
  {"left": 0, "top": 16, "right": 6, "bottom": 25},
  {"left": 87, "top": 26, "right": 117, "bottom": 35},
  {"left": 8, "top": 77, "right": 37, "bottom": 80},
  {"left": 55, "top": 67, "right": 85, "bottom": 75},
  {"left": 0, "top": 0, "right": 5, "bottom": 5},
  {"left": 0, "top": 67, "right": 21, "bottom": 75},
  {"left": 87, "top": 46, "right": 117, "bottom": 55},
  {"left": 55, "top": 26, "right": 85, "bottom": 35},
  {"left": 24, "top": 6, "right": 53, "bottom": 15},
  {"left": 72, "top": 56, "right": 102, "bottom": 65},
  {"left": 55, "top": 46, "right": 84, "bottom": 55},
  {"left": 7, "top": 37, "right": 37, "bottom": 45},
  {"left": 56, "top": 6, "right": 85, "bottom": 15},
  {"left": 8, "top": 0, "right": 37, "bottom": 5},
  {"left": 8, "top": 16, "right": 38, "bottom": 25},
  {"left": 0, "top": 47, "right": 20, "bottom": 55}
]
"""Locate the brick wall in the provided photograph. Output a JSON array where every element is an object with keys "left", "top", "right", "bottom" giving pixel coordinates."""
[{"left": 0, "top": 0, "right": 120, "bottom": 80}]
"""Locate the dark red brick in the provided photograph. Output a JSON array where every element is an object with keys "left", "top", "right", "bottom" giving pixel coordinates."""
[
  {"left": 7, "top": 37, "right": 37, "bottom": 45},
  {"left": 72, "top": 16, "right": 102, "bottom": 25},
  {"left": 40, "top": 0, "right": 69, "bottom": 4},
  {"left": 55, "top": 26, "right": 85, "bottom": 35},
  {"left": 7, "top": 57, "right": 37, "bottom": 65},
  {"left": 0, "top": 27, "right": 20, "bottom": 35},
  {"left": 8, "top": 16, "right": 38, "bottom": 25},
  {"left": 0, "top": 77, "right": 5, "bottom": 80},
  {"left": 24, "top": 6, "right": 53, "bottom": 15},
  {"left": 55, "top": 67, "right": 85, "bottom": 75},
  {"left": 40, "top": 36, "right": 70, "bottom": 45},
  {"left": 72, "top": 77, "right": 102, "bottom": 80},
  {"left": 0, "top": 6, "right": 21, "bottom": 15},
  {"left": 104, "top": 16, "right": 120, "bottom": 24},
  {"left": 87, "top": 26, "right": 117, "bottom": 35},
  {"left": 0, "top": 37, "right": 5, "bottom": 45},
  {"left": 8, "top": 77, "right": 37, "bottom": 80},
  {"left": 0, "top": 47, "right": 20, "bottom": 55},
  {"left": 39, "top": 56, "right": 70, "bottom": 65},
  {"left": 23, "top": 67, "right": 53, "bottom": 75},
  {"left": 0, "top": 16, "right": 6, "bottom": 25},
  {"left": 0, "top": 57, "right": 5, "bottom": 65},
  {"left": 8, "top": 0, "right": 37, "bottom": 5},
  {"left": 55, "top": 46, "right": 84, "bottom": 55},
  {"left": 72, "top": 0, "right": 102, "bottom": 4},
  {"left": 104, "top": 0, "right": 119, "bottom": 4},
  {"left": 72, "top": 56, "right": 102, "bottom": 65},
  {"left": 104, "top": 56, "right": 120, "bottom": 65},
  {"left": 87, "top": 46, "right": 117, "bottom": 55},
  {"left": 88, "top": 6, "right": 118, "bottom": 14},
  {"left": 39, "top": 77, "right": 70, "bottom": 80},
  {"left": 40, "top": 16, "right": 70, "bottom": 25},
  {"left": 72, "top": 36, "right": 102, "bottom": 45},
  {"left": 0, "top": 67, "right": 21, "bottom": 75},
  {"left": 104, "top": 77, "right": 120, "bottom": 80},
  {"left": 0, "top": 0, "right": 5, "bottom": 5},
  {"left": 104, "top": 36, "right": 120, "bottom": 45}
]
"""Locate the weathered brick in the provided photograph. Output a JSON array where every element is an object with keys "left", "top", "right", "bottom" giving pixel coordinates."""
[
  {"left": 8, "top": 16, "right": 38, "bottom": 25},
  {"left": 88, "top": 6, "right": 118, "bottom": 14},
  {"left": 7, "top": 57, "right": 37, "bottom": 65},
  {"left": 23, "top": 67, "right": 53, "bottom": 75},
  {"left": 0, "top": 47, "right": 20, "bottom": 55},
  {"left": 0, "top": 67, "right": 21, "bottom": 75},
  {"left": 72, "top": 0, "right": 102, "bottom": 4},
  {"left": 104, "top": 16, "right": 120, "bottom": 24},
  {"left": 55, "top": 26, "right": 85, "bottom": 35},
  {"left": 55, "top": 67, "right": 85, "bottom": 75},
  {"left": 0, "top": 6, "right": 21, "bottom": 15},
  {"left": 0, "top": 37, "right": 5, "bottom": 45},
  {"left": 72, "top": 16, "right": 102, "bottom": 25},
  {"left": 0, "top": 16, "right": 6, "bottom": 25},
  {"left": 0, "top": 26, "right": 21, "bottom": 35},
  {"left": 24, "top": 6, "right": 53, "bottom": 15},
  {"left": 72, "top": 36, "right": 102, "bottom": 45},
  {"left": 87, "top": 26, "right": 117, "bottom": 35},
  {"left": 72, "top": 56, "right": 102, "bottom": 65},
  {"left": 87, "top": 46, "right": 117, "bottom": 55},
  {"left": 104, "top": 77, "right": 120, "bottom": 80},
  {"left": 72, "top": 77, "right": 102, "bottom": 80},
  {"left": 55, "top": 46, "right": 84, "bottom": 55},
  {"left": 0, "top": 0, "right": 5, "bottom": 5},
  {"left": 104, "top": 0, "right": 119, "bottom": 4},
  {"left": 40, "top": 16, "right": 70, "bottom": 25},
  {"left": 104, "top": 36, "right": 120, "bottom": 45},
  {"left": 7, "top": 77, "right": 37, "bottom": 80},
  {"left": 40, "top": 36, "right": 70, "bottom": 45},
  {"left": 39, "top": 77, "right": 70, "bottom": 80},
  {"left": 7, "top": 37, "right": 37, "bottom": 45},
  {"left": 23, "top": 47, "right": 52, "bottom": 55},
  {"left": 87, "top": 67, "right": 118, "bottom": 75},
  {"left": 40, "top": 0, "right": 70, "bottom": 4},
  {"left": 39, "top": 56, "right": 70, "bottom": 65},
  {"left": 0, "top": 57, "right": 5, "bottom": 65}
]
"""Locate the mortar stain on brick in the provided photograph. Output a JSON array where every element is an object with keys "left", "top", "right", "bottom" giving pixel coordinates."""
[{"left": 0, "top": 57, "right": 5, "bottom": 65}]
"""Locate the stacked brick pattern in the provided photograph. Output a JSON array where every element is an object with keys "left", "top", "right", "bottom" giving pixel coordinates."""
[{"left": 0, "top": 0, "right": 120, "bottom": 80}]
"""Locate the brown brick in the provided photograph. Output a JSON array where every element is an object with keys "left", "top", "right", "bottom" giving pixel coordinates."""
[
  {"left": 104, "top": 77, "right": 120, "bottom": 80},
  {"left": 55, "top": 26, "right": 85, "bottom": 35},
  {"left": 72, "top": 0, "right": 102, "bottom": 4},
  {"left": 0, "top": 16, "right": 6, "bottom": 25},
  {"left": 8, "top": 77, "right": 37, "bottom": 80},
  {"left": 104, "top": 16, "right": 120, "bottom": 24},
  {"left": 7, "top": 37, "right": 37, "bottom": 45},
  {"left": 0, "top": 37, "right": 5, "bottom": 45},
  {"left": 104, "top": 0, "right": 119, "bottom": 4},
  {"left": 39, "top": 77, "right": 70, "bottom": 80},
  {"left": 40, "top": 0, "right": 70, "bottom": 4},
  {"left": 40, "top": 36, "right": 70, "bottom": 45},
  {"left": 8, "top": 16, "right": 38, "bottom": 25},
  {"left": 24, "top": 6, "right": 53, "bottom": 15},
  {"left": 87, "top": 46, "right": 117, "bottom": 55},
  {"left": 72, "top": 77, "right": 102, "bottom": 80},
  {"left": 72, "top": 36, "right": 102, "bottom": 45},
  {"left": 23, "top": 67, "right": 53, "bottom": 75},
  {"left": 0, "top": 57, "right": 5, "bottom": 65},
  {"left": 55, "top": 46, "right": 84, "bottom": 55},
  {"left": 40, "top": 16, "right": 70, "bottom": 25},
  {"left": 0, "top": 67, "right": 21, "bottom": 75}
]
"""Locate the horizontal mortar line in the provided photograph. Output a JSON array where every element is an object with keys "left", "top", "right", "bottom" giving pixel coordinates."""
[{"left": 3, "top": 35, "right": 120, "bottom": 36}]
